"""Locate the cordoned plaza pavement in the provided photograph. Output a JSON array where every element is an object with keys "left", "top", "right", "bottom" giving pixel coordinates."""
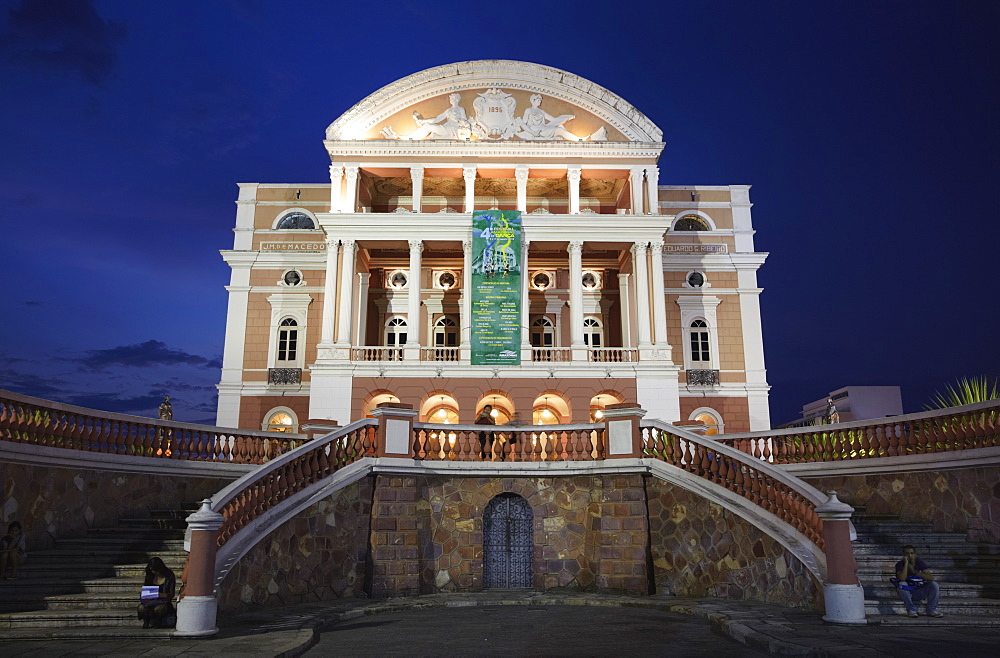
[{"left": 1, "top": 592, "right": 1000, "bottom": 656}]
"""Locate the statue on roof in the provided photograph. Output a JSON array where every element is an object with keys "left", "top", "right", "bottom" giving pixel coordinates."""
[{"left": 381, "top": 93, "right": 472, "bottom": 140}]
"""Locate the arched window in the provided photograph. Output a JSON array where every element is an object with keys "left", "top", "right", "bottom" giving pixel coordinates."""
[
  {"left": 434, "top": 316, "right": 458, "bottom": 348},
  {"left": 532, "top": 405, "right": 560, "bottom": 425},
  {"left": 384, "top": 317, "right": 407, "bottom": 347},
  {"left": 264, "top": 408, "right": 298, "bottom": 433},
  {"left": 673, "top": 214, "right": 710, "bottom": 231},
  {"left": 530, "top": 316, "right": 554, "bottom": 348},
  {"left": 583, "top": 317, "right": 603, "bottom": 348},
  {"left": 276, "top": 212, "right": 315, "bottom": 230},
  {"left": 689, "top": 320, "right": 710, "bottom": 363},
  {"left": 427, "top": 405, "right": 460, "bottom": 424},
  {"left": 690, "top": 407, "right": 724, "bottom": 435},
  {"left": 277, "top": 318, "right": 298, "bottom": 363}
]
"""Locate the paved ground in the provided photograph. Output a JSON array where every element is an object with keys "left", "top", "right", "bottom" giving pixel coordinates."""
[{"left": 2, "top": 592, "right": 1000, "bottom": 656}]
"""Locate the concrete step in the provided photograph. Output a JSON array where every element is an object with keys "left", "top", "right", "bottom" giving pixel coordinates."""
[
  {"left": 862, "top": 581, "right": 1000, "bottom": 599},
  {"left": 117, "top": 517, "right": 188, "bottom": 529},
  {"left": 26, "top": 550, "right": 187, "bottom": 567},
  {"left": 855, "top": 554, "right": 1000, "bottom": 570},
  {"left": 865, "top": 597, "right": 1000, "bottom": 617},
  {"left": 54, "top": 538, "right": 186, "bottom": 551},
  {"left": 84, "top": 527, "right": 184, "bottom": 539},
  {"left": 853, "top": 522, "right": 935, "bottom": 534},
  {"left": 0, "top": 625, "right": 174, "bottom": 639},
  {"left": 0, "top": 577, "right": 144, "bottom": 598},
  {"left": 854, "top": 533, "right": 975, "bottom": 546},
  {"left": 852, "top": 542, "right": 1000, "bottom": 556},
  {"left": 0, "top": 607, "right": 173, "bottom": 629},
  {"left": 0, "top": 591, "right": 153, "bottom": 613},
  {"left": 869, "top": 613, "right": 1000, "bottom": 627}
]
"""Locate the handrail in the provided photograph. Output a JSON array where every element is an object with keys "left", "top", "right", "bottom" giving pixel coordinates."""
[
  {"left": 412, "top": 422, "right": 605, "bottom": 461},
  {"left": 641, "top": 418, "right": 827, "bottom": 549},
  {"left": 0, "top": 388, "right": 297, "bottom": 464},
  {"left": 209, "top": 418, "right": 378, "bottom": 546},
  {"left": 715, "top": 400, "right": 1000, "bottom": 463}
]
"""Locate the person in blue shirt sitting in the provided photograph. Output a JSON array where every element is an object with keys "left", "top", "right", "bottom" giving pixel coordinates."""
[{"left": 893, "top": 545, "right": 944, "bottom": 618}]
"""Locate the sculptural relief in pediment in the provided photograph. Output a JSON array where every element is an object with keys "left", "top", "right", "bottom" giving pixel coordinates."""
[{"left": 378, "top": 88, "right": 613, "bottom": 142}]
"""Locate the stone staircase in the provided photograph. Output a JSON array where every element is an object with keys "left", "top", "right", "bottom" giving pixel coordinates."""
[
  {"left": 854, "top": 512, "right": 1000, "bottom": 626},
  {"left": 0, "top": 506, "right": 192, "bottom": 638}
]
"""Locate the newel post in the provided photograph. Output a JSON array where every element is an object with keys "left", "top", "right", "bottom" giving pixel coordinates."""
[
  {"left": 602, "top": 402, "right": 647, "bottom": 458},
  {"left": 371, "top": 403, "right": 418, "bottom": 457},
  {"left": 815, "top": 491, "right": 866, "bottom": 625},
  {"left": 175, "top": 500, "right": 225, "bottom": 637}
]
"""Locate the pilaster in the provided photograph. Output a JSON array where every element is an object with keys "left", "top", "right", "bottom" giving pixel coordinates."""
[
  {"left": 631, "top": 242, "right": 652, "bottom": 349},
  {"left": 344, "top": 165, "right": 359, "bottom": 214},
  {"left": 319, "top": 237, "right": 341, "bottom": 350},
  {"left": 410, "top": 166, "right": 424, "bottom": 213},
  {"left": 568, "top": 240, "right": 585, "bottom": 358},
  {"left": 515, "top": 165, "right": 529, "bottom": 212},
  {"left": 567, "top": 166, "right": 582, "bottom": 214},
  {"left": 645, "top": 166, "right": 659, "bottom": 215},
  {"left": 336, "top": 239, "right": 356, "bottom": 347},
  {"left": 328, "top": 165, "right": 343, "bottom": 213},
  {"left": 405, "top": 239, "right": 423, "bottom": 360},
  {"left": 463, "top": 166, "right": 477, "bottom": 214},
  {"left": 650, "top": 240, "right": 669, "bottom": 356}
]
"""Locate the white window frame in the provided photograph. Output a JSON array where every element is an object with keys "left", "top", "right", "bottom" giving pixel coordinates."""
[
  {"left": 266, "top": 293, "right": 312, "bottom": 370},
  {"left": 262, "top": 406, "right": 299, "bottom": 433},
  {"left": 433, "top": 315, "right": 459, "bottom": 347},
  {"left": 670, "top": 209, "right": 717, "bottom": 232},
  {"left": 384, "top": 316, "right": 408, "bottom": 347},
  {"left": 271, "top": 208, "right": 319, "bottom": 230},
  {"left": 676, "top": 296, "right": 721, "bottom": 371},
  {"left": 688, "top": 406, "right": 725, "bottom": 434},
  {"left": 583, "top": 316, "right": 604, "bottom": 348},
  {"left": 530, "top": 315, "right": 555, "bottom": 348}
]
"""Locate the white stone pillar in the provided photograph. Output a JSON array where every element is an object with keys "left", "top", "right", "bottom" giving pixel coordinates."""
[
  {"left": 319, "top": 237, "right": 341, "bottom": 348},
  {"left": 329, "top": 165, "right": 343, "bottom": 213},
  {"left": 632, "top": 242, "right": 652, "bottom": 348},
  {"left": 515, "top": 165, "right": 529, "bottom": 213},
  {"left": 344, "top": 165, "right": 359, "bottom": 213},
  {"left": 336, "top": 239, "right": 356, "bottom": 346},
  {"left": 568, "top": 240, "right": 585, "bottom": 358},
  {"left": 650, "top": 240, "right": 669, "bottom": 353},
  {"left": 646, "top": 166, "right": 659, "bottom": 215},
  {"left": 567, "top": 166, "right": 582, "bottom": 214},
  {"left": 520, "top": 240, "right": 531, "bottom": 359},
  {"left": 738, "top": 264, "right": 771, "bottom": 430},
  {"left": 463, "top": 166, "right": 477, "bottom": 214},
  {"left": 405, "top": 239, "right": 423, "bottom": 356},
  {"left": 410, "top": 166, "right": 424, "bottom": 213},
  {"left": 618, "top": 273, "right": 631, "bottom": 349},
  {"left": 630, "top": 167, "right": 645, "bottom": 214},
  {"left": 460, "top": 239, "right": 472, "bottom": 358},
  {"left": 356, "top": 272, "right": 370, "bottom": 347}
]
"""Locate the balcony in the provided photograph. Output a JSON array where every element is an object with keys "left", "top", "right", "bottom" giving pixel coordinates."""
[
  {"left": 347, "top": 346, "right": 640, "bottom": 364},
  {"left": 686, "top": 369, "right": 720, "bottom": 385},
  {"left": 268, "top": 368, "right": 302, "bottom": 385}
]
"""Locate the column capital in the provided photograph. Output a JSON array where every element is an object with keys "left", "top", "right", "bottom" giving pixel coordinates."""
[
  {"left": 567, "top": 240, "right": 583, "bottom": 254},
  {"left": 566, "top": 166, "right": 582, "bottom": 182},
  {"left": 515, "top": 165, "right": 529, "bottom": 182},
  {"left": 462, "top": 239, "right": 472, "bottom": 253},
  {"left": 342, "top": 238, "right": 356, "bottom": 250},
  {"left": 650, "top": 240, "right": 664, "bottom": 254},
  {"left": 408, "top": 239, "right": 424, "bottom": 253},
  {"left": 521, "top": 239, "right": 530, "bottom": 251},
  {"left": 409, "top": 165, "right": 424, "bottom": 177},
  {"left": 325, "top": 236, "right": 339, "bottom": 248},
  {"left": 631, "top": 241, "right": 649, "bottom": 254},
  {"left": 646, "top": 165, "right": 659, "bottom": 177},
  {"left": 462, "top": 166, "right": 477, "bottom": 181},
  {"left": 344, "top": 165, "right": 359, "bottom": 179},
  {"left": 630, "top": 167, "right": 644, "bottom": 180},
  {"left": 329, "top": 164, "right": 344, "bottom": 179}
]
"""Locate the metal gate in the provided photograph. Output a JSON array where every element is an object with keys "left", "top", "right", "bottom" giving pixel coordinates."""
[{"left": 483, "top": 493, "right": 534, "bottom": 589}]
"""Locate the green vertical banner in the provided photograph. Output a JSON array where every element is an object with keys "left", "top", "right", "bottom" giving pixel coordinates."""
[{"left": 471, "top": 210, "right": 522, "bottom": 366}]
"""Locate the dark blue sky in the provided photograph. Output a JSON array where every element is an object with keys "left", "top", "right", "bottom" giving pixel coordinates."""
[{"left": 0, "top": 0, "right": 996, "bottom": 425}]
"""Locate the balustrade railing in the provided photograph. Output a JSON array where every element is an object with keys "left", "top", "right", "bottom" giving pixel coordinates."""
[
  {"left": 351, "top": 347, "right": 403, "bottom": 361},
  {"left": 267, "top": 368, "right": 302, "bottom": 385},
  {"left": 421, "top": 347, "right": 459, "bottom": 362},
  {"left": 412, "top": 422, "right": 604, "bottom": 461},
  {"left": 588, "top": 348, "right": 638, "bottom": 363},
  {"left": 716, "top": 400, "right": 1000, "bottom": 463},
  {"left": 531, "top": 347, "right": 571, "bottom": 362},
  {"left": 0, "top": 389, "right": 291, "bottom": 464},
  {"left": 213, "top": 418, "right": 378, "bottom": 546},
  {"left": 641, "top": 418, "right": 826, "bottom": 549},
  {"left": 686, "top": 369, "right": 720, "bottom": 385}
]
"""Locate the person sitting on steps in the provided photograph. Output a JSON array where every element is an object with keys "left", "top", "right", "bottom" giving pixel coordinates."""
[
  {"left": 893, "top": 544, "right": 944, "bottom": 618},
  {"left": 137, "top": 557, "right": 177, "bottom": 628},
  {"left": 0, "top": 521, "right": 26, "bottom": 580}
]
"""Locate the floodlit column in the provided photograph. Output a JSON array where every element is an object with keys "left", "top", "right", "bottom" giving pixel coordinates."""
[
  {"left": 329, "top": 165, "right": 344, "bottom": 212},
  {"left": 632, "top": 242, "right": 652, "bottom": 347},
  {"left": 356, "top": 272, "right": 370, "bottom": 347},
  {"left": 568, "top": 241, "right": 585, "bottom": 354},
  {"left": 460, "top": 239, "right": 472, "bottom": 353},
  {"left": 520, "top": 239, "right": 531, "bottom": 352},
  {"left": 515, "top": 165, "right": 529, "bottom": 212},
  {"left": 646, "top": 166, "right": 659, "bottom": 215},
  {"left": 406, "top": 239, "right": 423, "bottom": 347},
  {"left": 618, "top": 273, "right": 631, "bottom": 348},
  {"left": 630, "top": 167, "right": 644, "bottom": 214},
  {"left": 320, "top": 237, "right": 341, "bottom": 346},
  {"left": 650, "top": 240, "right": 669, "bottom": 351},
  {"left": 336, "top": 239, "right": 356, "bottom": 346},
  {"left": 410, "top": 166, "right": 424, "bottom": 213},
  {"left": 344, "top": 165, "right": 359, "bottom": 213},
  {"left": 567, "top": 166, "right": 582, "bottom": 214},
  {"left": 174, "top": 501, "right": 224, "bottom": 637},
  {"left": 816, "top": 492, "right": 867, "bottom": 625},
  {"left": 463, "top": 166, "right": 477, "bottom": 213}
]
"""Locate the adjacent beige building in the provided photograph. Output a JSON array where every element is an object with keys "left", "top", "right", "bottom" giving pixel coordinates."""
[{"left": 216, "top": 60, "right": 770, "bottom": 434}]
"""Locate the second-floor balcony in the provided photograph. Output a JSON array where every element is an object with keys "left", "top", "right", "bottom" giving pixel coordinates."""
[{"left": 347, "top": 346, "right": 641, "bottom": 363}]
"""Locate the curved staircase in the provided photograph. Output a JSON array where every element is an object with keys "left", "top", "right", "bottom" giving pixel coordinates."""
[
  {"left": 854, "top": 511, "right": 1000, "bottom": 626},
  {"left": 0, "top": 507, "right": 191, "bottom": 639}
]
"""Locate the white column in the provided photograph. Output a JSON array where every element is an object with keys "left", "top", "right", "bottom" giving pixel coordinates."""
[
  {"left": 567, "top": 166, "right": 582, "bottom": 214},
  {"left": 216, "top": 259, "right": 252, "bottom": 427},
  {"left": 520, "top": 239, "right": 531, "bottom": 355},
  {"left": 319, "top": 237, "right": 341, "bottom": 346},
  {"left": 463, "top": 166, "right": 477, "bottom": 214},
  {"left": 329, "top": 165, "right": 343, "bottom": 213},
  {"left": 335, "top": 239, "right": 356, "bottom": 346},
  {"left": 632, "top": 242, "right": 652, "bottom": 348},
  {"left": 650, "top": 240, "right": 669, "bottom": 357},
  {"left": 406, "top": 239, "right": 423, "bottom": 348},
  {"left": 730, "top": 185, "right": 756, "bottom": 252},
  {"left": 515, "top": 165, "right": 528, "bottom": 212},
  {"left": 460, "top": 239, "right": 472, "bottom": 356},
  {"left": 646, "top": 166, "right": 659, "bottom": 215},
  {"left": 344, "top": 165, "right": 359, "bottom": 213},
  {"left": 568, "top": 241, "right": 585, "bottom": 356},
  {"left": 410, "top": 166, "right": 424, "bottom": 213},
  {"left": 356, "top": 272, "right": 370, "bottom": 347},
  {"left": 630, "top": 167, "right": 645, "bottom": 214},
  {"left": 738, "top": 264, "right": 771, "bottom": 430},
  {"left": 618, "top": 273, "right": 631, "bottom": 349}
]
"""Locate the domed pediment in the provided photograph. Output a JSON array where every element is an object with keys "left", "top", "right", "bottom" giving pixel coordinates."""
[{"left": 326, "top": 60, "right": 662, "bottom": 143}]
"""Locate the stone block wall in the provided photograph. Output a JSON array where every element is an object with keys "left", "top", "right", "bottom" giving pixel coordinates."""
[
  {"left": 0, "top": 460, "right": 231, "bottom": 552},
  {"left": 217, "top": 477, "right": 373, "bottom": 613},
  {"left": 804, "top": 466, "right": 1000, "bottom": 543},
  {"left": 646, "top": 480, "right": 822, "bottom": 610}
]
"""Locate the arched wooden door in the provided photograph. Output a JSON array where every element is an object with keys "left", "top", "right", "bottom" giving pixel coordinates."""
[{"left": 483, "top": 493, "right": 533, "bottom": 589}]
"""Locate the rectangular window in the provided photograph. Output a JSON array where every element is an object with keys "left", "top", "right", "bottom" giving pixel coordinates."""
[
  {"left": 691, "top": 331, "right": 710, "bottom": 362},
  {"left": 278, "top": 329, "right": 298, "bottom": 361}
]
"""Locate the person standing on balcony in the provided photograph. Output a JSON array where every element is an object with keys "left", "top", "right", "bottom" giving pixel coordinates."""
[
  {"left": 475, "top": 405, "right": 496, "bottom": 459},
  {"left": 893, "top": 545, "right": 944, "bottom": 617}
]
